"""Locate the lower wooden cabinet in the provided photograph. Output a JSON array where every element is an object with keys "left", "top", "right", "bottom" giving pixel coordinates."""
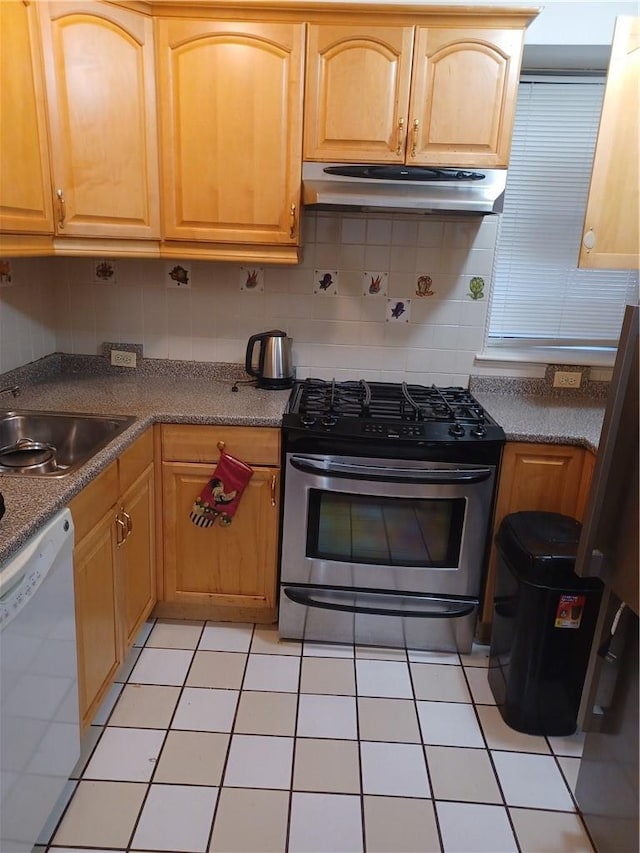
[
  {"left": 480, "top": 442, "right": 595, "bottom": 634},
  {"left": 158, "top": 425, "right": 280, "bottom": 623},
  {"left": 69, "top": 430, "right": 155, "bottom": 727}
]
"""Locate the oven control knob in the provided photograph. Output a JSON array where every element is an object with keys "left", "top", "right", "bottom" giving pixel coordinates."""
[
  {"left": 471, "top": 425, "right": 487, "bottom": 439},
  {"left": 320, "top": 415, "right": 338, "bottom": 429},
  {"left": 449, "top": 423, "right": 465, "bottom": 438},
  {"left": 301, "top": 415, "right": 317, "bottom": 428}
]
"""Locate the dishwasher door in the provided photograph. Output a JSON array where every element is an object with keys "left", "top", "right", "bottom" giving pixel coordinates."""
[{"left": 1, "top": 508, "right": 79, "bottom": 852}]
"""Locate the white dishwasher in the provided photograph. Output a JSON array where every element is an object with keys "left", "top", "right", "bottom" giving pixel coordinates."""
[{"left": 0, "top": 508, "right": 80, "bottom": 852}]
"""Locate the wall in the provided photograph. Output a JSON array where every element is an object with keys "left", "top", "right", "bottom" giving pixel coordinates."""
[
  {"left": 43, "top": 211, "right": 497, "bottom": 385},
  {"left": 0, "top": 258, "right": 57, "bottom": 374}
]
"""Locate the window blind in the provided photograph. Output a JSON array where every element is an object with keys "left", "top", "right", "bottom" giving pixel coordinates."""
[{"left": 488, "top": 81, "right": 638, "bottom": 349}]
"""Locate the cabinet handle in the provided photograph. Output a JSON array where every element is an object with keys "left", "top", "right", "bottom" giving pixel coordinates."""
[
  {"left": 56, "top": 189, "right": 66, "bottom": 228},
  {"left": 410, "top": 120, "right": 419, "bottom": 158},
  {"left": 289, "top": 203, "right": 296, "bottom": 239},
  {"left": 122, "top": 508, "right": 133, "bottom": 537},
  {"left": 270, "top": 473, "right": 277, "bottom": 507},
  {"left": 396, "top": 117, "right": 405, "bottom": 155},
  {"left": 217, "top": 440, "right": 225, "bottom": 452},
  {"left": 115, "top": 513, "right": 126, "bottom": 547}
]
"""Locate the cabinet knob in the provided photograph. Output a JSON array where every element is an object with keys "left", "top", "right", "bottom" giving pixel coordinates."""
[
  {"left": 583, "top": 229, "right": 596, "bottom": 251},
  {"left": 217, "top": 440, "right": 225, "bottom": 452}
]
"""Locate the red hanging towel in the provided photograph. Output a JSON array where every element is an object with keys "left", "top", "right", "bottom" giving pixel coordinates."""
[{"left": 190, "top": 449, "right": 253, "bottom": 527}]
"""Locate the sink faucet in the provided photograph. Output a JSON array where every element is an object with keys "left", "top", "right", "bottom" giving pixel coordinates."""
[{"left": 0, "top": 385, "right": 20, "bottom": 399}]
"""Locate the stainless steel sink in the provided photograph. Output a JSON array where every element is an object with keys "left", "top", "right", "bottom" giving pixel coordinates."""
[{"left": 0, "top": 410, "right": 136, "bottom": 477}]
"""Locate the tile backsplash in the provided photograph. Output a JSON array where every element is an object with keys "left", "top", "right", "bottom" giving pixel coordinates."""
[{"left": 0, "top": 212, "right": 499, "bottom": 383}]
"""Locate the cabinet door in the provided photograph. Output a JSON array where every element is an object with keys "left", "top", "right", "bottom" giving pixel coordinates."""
[
  {"left": 579, "top": 16, "right": 639, "bottom": 270},
  {"left": 0, "top": 1, "right": 54, "bottom": 235},
  {"left": 304, "top": 24, "right": 414, "bottom": 163},
  {"left": 73, "top": 508, "right": 120, "bottom": 728},
  {"left": 409, "top": 27, "right": 523, "bottom": 167},
  {"left": 157, "top": 19, "right": 304, "bottom": 244},
  {"left": 119, "top": 463, "right": 156, "bottom": 649},
  {"left": 163, "top": 462, "right": 279, "bottom": 610},
  {"left": 38, "top": 1, "right": 160, "bottom": 238}
]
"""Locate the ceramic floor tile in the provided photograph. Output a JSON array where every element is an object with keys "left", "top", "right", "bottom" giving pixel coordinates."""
[
  {"left": 146, "top": 619, "right": 204, "bottom": 649},
  {"left": 49, "top": 848, "right": 125, "bottom": 852},
  {"left": 133, "top": 619, "right": 155, "bottom": 647},
  {"left": 171, "top": 687, "right": 238, "bottom": 732},
  {"left": 128, "top": 647, "right": 194, "bottom": 686},
  {"left": 114, "top": 645, "right": 142, "bottom": 683},
  {"left": 357, "top": 697, "right": 421, "bottom": 743},
  {"left": 209, "top": 787, "right": 289, "bottom": 852},
  {"left": 186, "top": 650, "right": 247, "bottom": 689},
  {"left": 91, "top": 681, "right": 124, "bottom": 725},
  {"left": 250, "top": 625, "right": 302, "bottom": 655},
  {"left": 233, "top": 690, "right": 298, "bottom": 736},
  {"left": 198, "top": 621, "right": 254, "bottom": 652},
  {"left": 363, "top": 796, "right": 440, "bottom": 853},
  {"left": 288, "top": 792, "right": 363, "bottom": 853},
  {"left": 557, "top": 755, "right": 581, "bottom": 794},
  {"left": 303, "top": 641, "right": 354, "bottom": 658},
  {"left": 407, "top": 648, "right": 460, "bottom": 665},
  {"left": 477, "top": 705, "right": 551, "bottom": 753},
  {"left": 355, "top": 645, "right": 408, "bottom": 661},
  {"left": 36, "top": 778, "right": 77, "bottom": 845},
  {"left": 131, "top": 784, "right": 218, "bottom": 852},
  {"left": 294, "top": 737, "right": 361, "bottom": 793},
  {"left": 360, "top": 740, "right": 430, "bottom": 797},
  {"left": 355, "top": 659, "right": 413, "bottom": 698},
  {"left": 242, "top": 653, "right": 301, "bottom": 692},
  {"left": 153, "top": 730, "right": 229, "bottom": 785},
  {"left": 510, "top": 808, "right": 594, "bottom": 852},
  {"left": 223, "top": 734, "right": 294, "bottom": 789},
  {"left": 297, "top": 693, "right": 358, "bottom": 739},
  {"left": 52, "top": 780, "right": 147, "bottom": 848},
  {"left": 548, "top": 730, "right": 586, "bottom": 757},
  {"left": 459, "top": 642, "right": 491, "bottom": 668},
  {"left": 417, "top": 701, "right": 485, "bottom": 747},
  {"left": 492, "top": 750, "right": 575, "bottom": 811},
  {"left": 426, "top": 745, "right": 502, "bottom": 803},
  {"left": 69, "top": 725, "right": 103, "bottom": 779},
  {"left": 108, "top": 684, "right": 180, "bottom": 729},
  {"left": 83, "top": 726, "right": 165, "bottom": 782},
  {"left": 300, "top": 657, "right": 356, "bottom": 695},
  {"left": 436, "top": 801, "right": 518, "bottom": 853},
  {"left": 465, "top": 667, "right": 496, "bottom": 704},
  {"left": 410, "top": 663, "right": 471, "bottom": 702}
]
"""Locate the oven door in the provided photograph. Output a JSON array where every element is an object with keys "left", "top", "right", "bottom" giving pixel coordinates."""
[{"left": 281, "top": 453, "right": 496, "bottom": 598}]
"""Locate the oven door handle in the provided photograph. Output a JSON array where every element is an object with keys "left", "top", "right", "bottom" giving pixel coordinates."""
[
  {"left": 283, "top": 587, "right": 477, "bottom": 619},
  {"left": 290, "top": 457, "right": 493, "bottom": 485}
]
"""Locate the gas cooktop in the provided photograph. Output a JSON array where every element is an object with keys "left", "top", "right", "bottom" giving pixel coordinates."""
[{"left": 283, "top": 378, "right": 504, "bottom": 444}]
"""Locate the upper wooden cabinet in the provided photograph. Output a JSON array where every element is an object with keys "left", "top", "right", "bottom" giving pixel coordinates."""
[
  {"left": 579, "top": 16, "right": 640, "bottom": 270},
  {"left": 304, "top": 17, "right": 529, "bottom": 167},
  {"left": 156, "top": 18, "right": 305, "bottom": 250},
  {"left": 38, "top": 1, "right": 160, "bottom": 239},
  {"left": 0, "top": 1, "right": 54, "bottom": 236}
]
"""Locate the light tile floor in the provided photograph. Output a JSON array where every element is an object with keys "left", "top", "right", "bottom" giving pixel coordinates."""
[{"left": 38, "top": 619, "right": 595, "bottom": 853}]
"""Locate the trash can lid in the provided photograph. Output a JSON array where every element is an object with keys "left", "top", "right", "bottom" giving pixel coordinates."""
[{"left": 496, "top": 511, "right": 593, "bottom": 588}]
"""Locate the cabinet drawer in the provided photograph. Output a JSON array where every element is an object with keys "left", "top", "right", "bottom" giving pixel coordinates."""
[
  {"left": 119, "top": 429, "right": 154, "bottom": 494},
  {"left": 161, "top": 425, "right": 280, "bottom": 466},
  {"left": 69, "top": 462, "right": 119, "bottom": 543}
]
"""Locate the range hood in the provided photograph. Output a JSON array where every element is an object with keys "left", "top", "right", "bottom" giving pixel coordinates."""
[{"left": 302, "top": 162, "right": 507, "bottom": 215}]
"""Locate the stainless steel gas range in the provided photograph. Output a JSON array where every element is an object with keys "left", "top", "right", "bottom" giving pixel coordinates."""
[{"left": 278, "top": 378, "right": 505, "bottom": 652}]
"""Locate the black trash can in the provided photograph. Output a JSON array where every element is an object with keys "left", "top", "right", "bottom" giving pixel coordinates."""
[{"left": 488, "top": 511, "right": 603, "bottom": 736}]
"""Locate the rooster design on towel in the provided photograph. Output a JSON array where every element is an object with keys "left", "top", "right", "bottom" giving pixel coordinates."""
[{"left": 207, "top": 478, "right": 237, "bottom": 505}]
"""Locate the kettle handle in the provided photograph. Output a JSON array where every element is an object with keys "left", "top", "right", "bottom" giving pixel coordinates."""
[{"left": 245, "top": 333, "right": 264, "bottom": 378}]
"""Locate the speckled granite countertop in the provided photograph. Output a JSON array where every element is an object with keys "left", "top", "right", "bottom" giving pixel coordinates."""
[
  {"left": 0, "top": 357, "right": 606, "bottom": 566},
  {"left": 0, "top": 361, "right": 290, "bottom": 565}
]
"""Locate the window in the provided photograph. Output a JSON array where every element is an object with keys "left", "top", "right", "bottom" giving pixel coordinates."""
[{"left": 485, "top": 80, "right": 638, "bottom": 363}]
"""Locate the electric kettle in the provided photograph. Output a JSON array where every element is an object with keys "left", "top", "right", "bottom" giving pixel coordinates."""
[{"left": 245, "top": 330, "right": 294, "bottom": 389}]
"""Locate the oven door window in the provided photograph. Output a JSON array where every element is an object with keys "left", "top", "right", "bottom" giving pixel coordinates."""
[{"left": 307, "top": 490, "right": 465, "bottom": 568}]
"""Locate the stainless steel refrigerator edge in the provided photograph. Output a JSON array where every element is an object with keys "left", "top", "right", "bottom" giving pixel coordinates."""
[{"left": 574, "top": 303, "right": 639, "bottom": 853}]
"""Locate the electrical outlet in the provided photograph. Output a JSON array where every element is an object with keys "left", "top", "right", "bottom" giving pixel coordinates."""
[
  {"left": 553, "top": 370, "right": 582, "bottom": 388},
  {"left": 110, "top": 349, "right": 137, "bottom": 368}
]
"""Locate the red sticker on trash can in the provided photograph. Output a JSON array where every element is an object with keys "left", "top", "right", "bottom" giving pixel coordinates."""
[{"left": 554, "top": 594, "right": 586, "bottom": 629}]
